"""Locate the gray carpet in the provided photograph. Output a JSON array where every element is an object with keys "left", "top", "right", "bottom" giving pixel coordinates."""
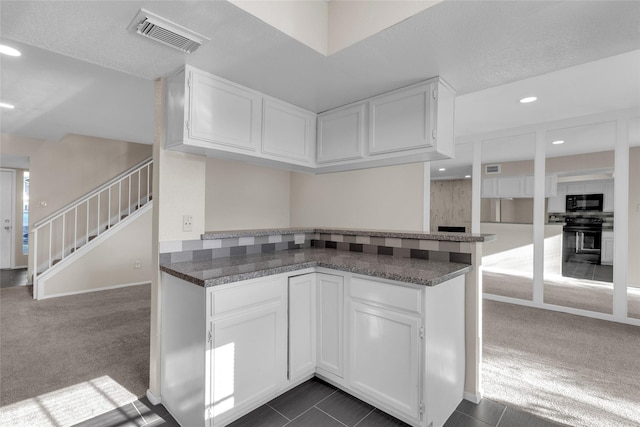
[
  {"left": 483, "top": 270, "right": 640, "bottom": 319},
  {"left": 0, "top": 284, "right": 150, "bottom": 426},
  {"left": 483, "top": 299, "right": 640, "bottom": 427}
]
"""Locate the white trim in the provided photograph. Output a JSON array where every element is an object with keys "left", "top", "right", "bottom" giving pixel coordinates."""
[
  {"left": 463, "top": 391, "right": 482, "bottom": 404},
  {"left": 532, "top": 130, "right": 545, "bottom": 304},
  {"left": 613, "top": 118, "right": 629, "bottom": 320},
  {"left": 423, "top": 162, "right": 430, "bottom": 232},
  {"left": 471, "top": 141, "right": 481, "bottom": 234},
  {"left": 483, "top": 293, "right": 640, "bottom": 327},
  {"left": 146, "top": 388, "right": 162, "bottom": 405},
  {"left": 38, "top": 281, "right": 149, "bottom": 300},
  {"left": 1, "top": 168, "right": 16, "bottom": 269},
  {"left": 12, "top": 264, "right": 27, "bottom": 269}
]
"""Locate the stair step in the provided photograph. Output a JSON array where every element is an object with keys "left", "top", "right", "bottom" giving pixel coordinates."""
[
  {"left": 52, "top": 259, "right": 62, "bottom": 266},
  {"left": 88, "top": 235, "right": 97, "bottom": 242},
  {"left": 121, "top": 214, "right": 128, "bottom": 220}
]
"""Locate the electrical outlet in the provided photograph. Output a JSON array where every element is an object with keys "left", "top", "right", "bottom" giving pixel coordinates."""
[
  {"left": 134, "top": 260, "right": 141, "bottom": 269},
  {"left": 183, "top": 215, "right": 193, "bottom": 232}
]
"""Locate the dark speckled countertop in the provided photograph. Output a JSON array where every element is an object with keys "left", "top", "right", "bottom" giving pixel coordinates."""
[
  {"left": 160, "top": 248, "right": 471, "bottom": 288},
  {"left": 201, "top": 227, "right": 495, "bottom": 242}
]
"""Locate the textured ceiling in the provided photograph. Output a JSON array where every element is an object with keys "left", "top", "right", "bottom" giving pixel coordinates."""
[{"left": 0, "top": 0, "right": 639, "bottom": 150}]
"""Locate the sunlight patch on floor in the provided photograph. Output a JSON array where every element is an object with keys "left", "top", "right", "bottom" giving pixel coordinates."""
[{"left": 0, "top": 375, "right": 137, "bottom": 427}]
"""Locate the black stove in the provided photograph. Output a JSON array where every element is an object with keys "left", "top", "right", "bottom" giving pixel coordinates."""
[{"left": 562, "top": 217, "right": 603, "bottom": 276}]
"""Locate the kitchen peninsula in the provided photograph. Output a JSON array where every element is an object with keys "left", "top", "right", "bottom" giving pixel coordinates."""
[{"left": 159, "top": 228, "right": 494, "bottom": 427}]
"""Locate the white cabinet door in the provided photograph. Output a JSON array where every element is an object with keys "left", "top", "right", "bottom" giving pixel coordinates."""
[
  {"left": 497, "top": 176, "right": 524, "bottom": 197},
  {"left": 585, "top": 181, "right": 605, "bottom": 194},
  {"left": 316, "top": 273, "right": 344, "bottom": 379},
  {"left": 368, "top": 83, "right": 434, "bottom": 155},
  {"left": 189, "top": 69, "right": 262, "bottom": 151},
  {"left": 211, "top": 279, "right": 287, "bottom": 423},
  {"left": 566, "top": 182, "right": 585, "bottom": 196},
  {"left": 288, "top": 274, "right": 316, "bottom": 382},
  {"left": 348, "top": 301, "right": 421, "bottom": 421},
  {"left": 601, "top": 231, "right": 614, "bottom": 264},
  {"left": 317, "top": 104, "right": 366, "bottom": 163},
  {"left": 604, "top": 180, "right": 614, "bottom": 212},
  {"left": 548, "top": 182, "right": 567, "bottom": 213},
  {"left": 262, "top": 98, "right": 316, "bottom": 163},
  {"left": 481, "top": 178, "right": 498, "bottom": 197}
]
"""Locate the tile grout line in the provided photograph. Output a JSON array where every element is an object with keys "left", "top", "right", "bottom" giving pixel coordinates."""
[
  {"left": 132, "top": 401, "right": 150, "bottom": 426},
  {"left": 313, "top": 406, "right": 350, "bottom": 427},
  {"left": 494, "top": 406, "right": 508, "bottom": 427},
  {"left": 266, "top": 403, "right": 292, "bottom": 422},
  {"left": 352, "top": 408, "right": 376, "bottom": 427}
]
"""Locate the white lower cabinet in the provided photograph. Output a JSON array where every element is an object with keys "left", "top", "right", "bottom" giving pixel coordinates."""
[
  {"left": 316, "top": 273, "right": 345, "bottom": 381},
  {"left": 288, "top": 274, "right": 316, "bottom": 382},
  {"left": 161, "top": 270, "right": 465, "bottom": 427},
  {"left": 210, "top": 277, "right": 288, "bottom": 424},
  {"left": 601, "top": 231, "right": 614, "bottom": 265},
  {"left": 348, "top": 301, "right": 421, "bottom": 420}
]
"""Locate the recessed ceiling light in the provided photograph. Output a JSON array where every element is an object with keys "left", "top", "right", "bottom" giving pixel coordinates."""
[
  {"left": 465, "top": 175, "right": 471, "bottom": 178},
  {"left": 438, "top": 168, "right": 446, "bottom": 171},
  {"left": 0, "top": 45, "right": 21, "bottom": 57},
  {"left": 0, "top": 102, "right": 15, "bottom": 109},
  {"left": 519, "top": 96, "right": 537, "bottom": 104},
  {"left": 552, "top": 140, "right": 564, "bottom": 145}
]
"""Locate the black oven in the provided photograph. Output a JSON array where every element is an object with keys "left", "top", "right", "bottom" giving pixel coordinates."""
[
  {"left": 566, "top": 194, "right": 603, "bottom": 212},
  {"left": 562, "top": 217, "right": 602, "bottom": 278}
]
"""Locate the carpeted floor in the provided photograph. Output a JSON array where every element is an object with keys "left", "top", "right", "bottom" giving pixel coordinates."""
[
  {"left": 483, "top": 299, "right": 640, "bottom": 427},
  {"left": 483, "top": 270, "right": 640, "bottom": 318},
  {"left": 0, "top": 284, "right": 150, "bottom": 426}
]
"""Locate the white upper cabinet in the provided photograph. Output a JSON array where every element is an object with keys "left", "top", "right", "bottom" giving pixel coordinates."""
[
  {"left": 189, "top": 70, "right": 262, "bottom": 151},
  {"left": 369, "top": 84, "right": 434, "bottom": 155},
  {"left": 483, "top": 175, "right": 557, "bottom": 198},
  {"left": 167, "top": 66, "right": 456, "bottom": 173},
  {"left": 262, "top": 98, "right": 316, "bottom": 164},
  {"left": 317, "top": 103, "right": 366, "bottom": 163},
  {"left": 603, "top": 180, "right": 614, "bottom": 212}
]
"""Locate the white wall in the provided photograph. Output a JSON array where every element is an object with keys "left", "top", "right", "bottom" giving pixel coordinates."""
[
  {"left": 205, "top": 157, "right": 290, "bottom": 230},
  {"left": 290, "top": 163, "right": 424, "bottom": 231},
  {"left": 39, "top": 207, "right": 152, "bottom": 298}
]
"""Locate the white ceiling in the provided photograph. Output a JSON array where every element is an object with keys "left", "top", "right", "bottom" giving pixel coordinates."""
[{"left": 1, "top": 1, "right": 639, "bottom": 162}]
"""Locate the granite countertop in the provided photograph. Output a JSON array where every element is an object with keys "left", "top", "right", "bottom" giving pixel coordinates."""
[
  {"left": 160, "top": 248, "right": 472, "bottom": 288},
  {"left": 202, "top": 227, "right": 495, "bottom": 242}
]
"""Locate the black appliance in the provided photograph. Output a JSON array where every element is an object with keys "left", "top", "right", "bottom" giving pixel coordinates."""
[
  {"left": 562, "top": 217, "right": 603, "bottom": 278},
  {"left": 566, "top": 194, "right": 604, "bottom": 212},
  {"left": 438, "top": 226, "right": 465, "bottom": 233}
]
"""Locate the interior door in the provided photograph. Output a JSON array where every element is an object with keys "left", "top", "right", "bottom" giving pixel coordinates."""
[{"left": 1, "top": 169, "right": 15, "bottom": 269}]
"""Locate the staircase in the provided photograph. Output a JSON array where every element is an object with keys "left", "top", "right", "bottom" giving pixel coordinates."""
[{"left": 32, "top": 158, "right": 153, "bottom": 299}]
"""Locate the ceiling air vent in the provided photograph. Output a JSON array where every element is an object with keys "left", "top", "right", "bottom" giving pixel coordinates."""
[
  {"left": 128, "top": 9, "right": 210, "bottom": 54},
  {"left": 485, "top": 164, "right": 501, "bottom": 174}
]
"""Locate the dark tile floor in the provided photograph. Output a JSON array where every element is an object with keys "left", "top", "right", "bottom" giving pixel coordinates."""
[{"left": 74, "top": 378, "right": 561, "bottom": 427}]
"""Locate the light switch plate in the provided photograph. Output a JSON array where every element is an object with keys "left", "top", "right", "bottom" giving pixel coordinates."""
[{"left": 183, "top": 215, "right": 193, "bottom": 232}]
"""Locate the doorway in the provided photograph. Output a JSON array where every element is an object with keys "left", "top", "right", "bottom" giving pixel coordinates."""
[{"left": 1, "top": 169, "right": 16, "bottom": 269}]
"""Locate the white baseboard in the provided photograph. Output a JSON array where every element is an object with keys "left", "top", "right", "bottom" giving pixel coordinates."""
[
  {"left": 463, "top": 391, "right": 482, "bottom": 404},
  {"left": 146, "top": 389, "right": 161, "bottom": 405},
  {"left": 39, "top": 281, "right": 150, "bottom": 299}
]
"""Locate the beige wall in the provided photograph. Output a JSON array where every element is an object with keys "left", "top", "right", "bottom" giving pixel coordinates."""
[
  {"left": 290, "top": 163, "right": 424, "bottom": 231},
  {"left": 430, "top": 179, "right": 471, "bottom": 232},
  {"left": 39, "top": 207, "right": 152, "bottom": 298},
  {"left": 205, "top": 158, "right": 290, "bottom": 231},
  {"left": 547, "top": 150, "right": 614, "bottom": 174},
  {"left": 629, "top": 147, "right": 640, "bottom": 286},
  {"left": 482, "top": 159, "right": 534, "bottom": 177},
  {"left": 157, "top": 150, "right": 206, "bottom": 242}
]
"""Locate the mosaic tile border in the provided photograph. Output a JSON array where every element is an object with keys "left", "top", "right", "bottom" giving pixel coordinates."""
[{"left": 159, "top": 232, "right": 474, "bottom": 266}]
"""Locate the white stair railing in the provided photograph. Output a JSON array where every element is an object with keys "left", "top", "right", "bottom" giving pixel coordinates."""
[{"left": 32, "top": 158, "right": 153, "bottom": 285}]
